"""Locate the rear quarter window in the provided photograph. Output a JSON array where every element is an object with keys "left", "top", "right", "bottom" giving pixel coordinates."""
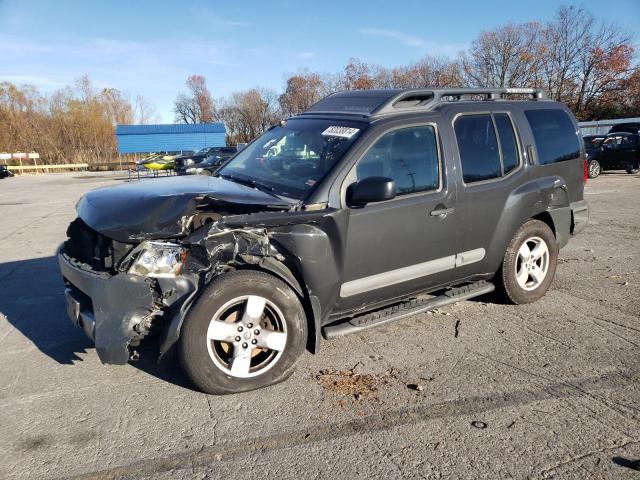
[{"left": 525, "top": 109, "right": 581, "bottom": 165}]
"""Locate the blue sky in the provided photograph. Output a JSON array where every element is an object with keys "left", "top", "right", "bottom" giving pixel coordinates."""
[{"left": 1, "top": 0, "right": 639, "bottom": 122}]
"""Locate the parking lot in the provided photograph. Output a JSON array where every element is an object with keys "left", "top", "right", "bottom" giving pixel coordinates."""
[{"left": 0, "top": 171, "right": 639, "bottom": 479}]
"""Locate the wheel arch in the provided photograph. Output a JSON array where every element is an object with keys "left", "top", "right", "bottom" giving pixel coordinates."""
[{"left": 238, "top": 258, "right": 322, "bottom": 355}]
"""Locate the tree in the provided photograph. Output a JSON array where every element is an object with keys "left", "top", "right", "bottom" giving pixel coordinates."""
[
  {"left": 461, "top": 23, "right": 542, "bottom": 88},
  {"left": 216, "top": 88, "right": 280, "bottom": 144},
  {"left": 342, "top": 58, "right": 375, "bottom": 90},
  {"left": 174, "top": 74, "right": 215, "bottom": 124},
  {"left": 279, "top": 71, "right": 325, "bottom": 116},
  {"left": 134, "top": 95, "right": 160, "bottom": 124}
]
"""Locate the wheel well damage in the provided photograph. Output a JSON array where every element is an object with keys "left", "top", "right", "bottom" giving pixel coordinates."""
[{"left": 159, "top": 209, "right": 335, "bottom": 360}]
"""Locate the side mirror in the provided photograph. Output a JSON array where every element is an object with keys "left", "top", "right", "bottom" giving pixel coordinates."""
[{"left": 348, "top": 176, "right": 396, "bottom": 207}]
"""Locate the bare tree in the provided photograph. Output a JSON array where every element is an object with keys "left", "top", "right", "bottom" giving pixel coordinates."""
[
  {"left": 174, "top": 74, "right": 215, "bottom": 124},
  {"left": 134, "top": 95, "right": 160, "bottom": 124},
  {"left": 216, "top": 88, "right": 280, "bottom": 144},
  {"left": 461, "top": 23, "right": 542, "bottom": 88},
  {"left": 279, "top": 71, "right": 325, "bottom": 116}
]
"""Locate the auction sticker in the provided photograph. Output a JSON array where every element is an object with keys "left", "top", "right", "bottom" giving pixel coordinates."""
[{"left": 321, "top": 126, "right": 360, "bottom": 138}]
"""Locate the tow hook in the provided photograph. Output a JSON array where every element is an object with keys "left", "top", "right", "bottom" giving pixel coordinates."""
[{"left": 129, "top": 350, "right": 140, "bottom": 362}]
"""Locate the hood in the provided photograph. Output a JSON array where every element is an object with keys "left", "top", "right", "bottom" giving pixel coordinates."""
[{"left": 77, "top": 175, "right": 295, "bottom": 243}]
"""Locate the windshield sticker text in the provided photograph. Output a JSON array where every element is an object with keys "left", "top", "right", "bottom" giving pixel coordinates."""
[{"left": 321, "top": 126, "right": 360, "bottom": 139}]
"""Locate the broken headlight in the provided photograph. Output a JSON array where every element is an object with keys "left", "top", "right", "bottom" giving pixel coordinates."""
[{"left": 128, "top": 242, "right": 188, "bottom": 277}]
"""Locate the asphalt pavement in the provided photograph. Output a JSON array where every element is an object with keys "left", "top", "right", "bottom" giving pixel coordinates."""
[{"left": 0, "top": 171, "right": 639, "bottom": 479}]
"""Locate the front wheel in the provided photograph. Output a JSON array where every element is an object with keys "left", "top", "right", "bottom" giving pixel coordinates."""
[
  {"left": 495, "top": 219, "right": 558, "bottom": 304},
  {"left": 588, "top": 159, "right": 601, "bottom": 178},
  {"left": 179, "top": 270, "right": 307, "bottom": 394}
]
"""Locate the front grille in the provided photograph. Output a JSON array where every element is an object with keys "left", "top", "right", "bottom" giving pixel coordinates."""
[{"left": 64, "top": 218, "right": 117, "bottom": 272}]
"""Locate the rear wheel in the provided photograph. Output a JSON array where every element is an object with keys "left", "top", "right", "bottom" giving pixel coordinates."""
[
  {"left": 588, "top": 159, "right": 601, "bottom": 178},
  {"left": 179, "top": 270, "right": 307, "bottom": 394},
  {"left": 495, "top": 219, "right": 558, "bottom": 304}
]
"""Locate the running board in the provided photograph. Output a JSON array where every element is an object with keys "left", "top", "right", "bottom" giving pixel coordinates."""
[{"left": 322, "top": 281, "right": 495, "bottom": 339}]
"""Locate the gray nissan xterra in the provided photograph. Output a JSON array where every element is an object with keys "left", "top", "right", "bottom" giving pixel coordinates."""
[{"left": 59, "top": 88, "right": 589, "bottom": 394}]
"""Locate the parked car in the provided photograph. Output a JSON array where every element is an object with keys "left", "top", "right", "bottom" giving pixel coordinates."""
[
  {"left": 59, "top": 87, "right": 588, "bottom": 394},
  {"left": 586, "top": 131, "right": 640, "bottom": 178},
  {"left": 175, "top": 147, "right": 225, "bottom": 175},
  {"left": 178, "top": 147, "right": 237, "bottom": 175},
  {"left": 608, "top": 122, "right": 640, "bottom": 135},
  {"left": 0, "top": 165, "right": 14, "bottom": 179},
  {"left": 198, "top": 148, "right": 238, "bottom": 175}
]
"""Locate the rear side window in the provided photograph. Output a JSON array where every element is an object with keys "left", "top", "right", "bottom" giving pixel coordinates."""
[
  {"left": 356, "top": 125, "right": 439, "bottom": 195},
  {"left": 455, "top": 113, "right": 522, "bottom": 183},
  {"left": 525, "top": 109, "right": 580, "bottom": 164},
  {"left": 494, "top": 114, "right": 519, "bottom": 174}
]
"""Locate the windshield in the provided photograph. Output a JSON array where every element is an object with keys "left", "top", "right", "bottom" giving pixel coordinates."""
[{"left": 217, "top": 118, "right": 366, "bottom": 199}]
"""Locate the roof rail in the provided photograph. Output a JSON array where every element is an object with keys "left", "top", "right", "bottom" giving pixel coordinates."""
[
  {"left": 372, "top": 87, "right": 547, "bottom": 116},
  {"left": 300, "top": 87, "right": 548, "bottom": 118}
]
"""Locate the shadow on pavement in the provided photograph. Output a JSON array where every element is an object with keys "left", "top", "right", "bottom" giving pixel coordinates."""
[
  {"left": 0, "top": 254, "right": 194, "bottom": 390},
  {"left": 612, "top": 457, "right": 640, "bottom": 472}
]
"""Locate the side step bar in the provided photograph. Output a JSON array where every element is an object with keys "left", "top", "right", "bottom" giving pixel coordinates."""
[{"left": 322, "top": 281, "right": 495, "bottom": 339}]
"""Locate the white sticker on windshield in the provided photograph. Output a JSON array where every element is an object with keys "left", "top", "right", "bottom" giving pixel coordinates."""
[{"left": 321, "top": 126, "right": 360, "bottom": 138}]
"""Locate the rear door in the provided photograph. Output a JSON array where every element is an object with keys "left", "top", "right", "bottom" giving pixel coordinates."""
[
  {"left": 448, "top": 108, "right": 527, "bottom": 276},
  {"left": 335, "top": 122, "right": 460, "bottom": 310}
]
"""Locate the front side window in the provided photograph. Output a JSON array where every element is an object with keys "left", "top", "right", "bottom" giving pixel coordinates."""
[
  {"left": 525, "top": 109, "right": 581, "bottom": 165},
  {"left": 355, "top": 125, "right": 439, "bottom": 195},
  {"left": 218, "top": 118, "right": 365, "bottom": 199}
]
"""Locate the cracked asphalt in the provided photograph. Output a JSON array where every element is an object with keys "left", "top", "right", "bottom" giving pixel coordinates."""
[{"left": 0, "top": 171, "right": 639, "bottom": 479}]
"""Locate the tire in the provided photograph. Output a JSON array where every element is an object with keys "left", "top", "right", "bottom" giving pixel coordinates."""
[
  {"left": 495, "top": 219, "right": 558, "bottom": 304},
  {"left": 626, "top": 167, "right": 639, "bottom": 175},
  {"left": 179, "top": 270, "right": 307, "bottom": 394},
  {"left": 587, "top": 159, "right": 601, "bottom": 178}
]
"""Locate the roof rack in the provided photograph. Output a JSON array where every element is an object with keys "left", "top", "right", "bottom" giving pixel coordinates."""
[{"left": 301, "top": 87, "right": 547, "bottom": 118}]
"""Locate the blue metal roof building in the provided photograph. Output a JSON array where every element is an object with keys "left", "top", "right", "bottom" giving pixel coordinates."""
[{"left": 115, "top": 123, "right": 226, "bottom": 153}]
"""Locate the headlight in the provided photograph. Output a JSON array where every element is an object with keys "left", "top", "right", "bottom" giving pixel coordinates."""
[
  {"left": 129, "top": 242, "right": 188, "bottom": 277},
  {"left": 185, "top": 159, "right": 194, "bottom": 165}
]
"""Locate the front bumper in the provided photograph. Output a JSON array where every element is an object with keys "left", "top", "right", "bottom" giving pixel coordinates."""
[
  {"left": 58, "top": 249, "right": 197, "bottom": 364},
  {"left": 570, "top": 200, "right": 589, "bottom": 235}
]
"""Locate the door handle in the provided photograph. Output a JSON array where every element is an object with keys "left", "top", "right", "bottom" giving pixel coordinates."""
[{"left": 430, "top": 207, "right": 455, "bottom": 218}]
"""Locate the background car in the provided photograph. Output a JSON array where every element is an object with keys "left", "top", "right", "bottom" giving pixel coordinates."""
[
  {"left": 174, "top": 147, "right": 217, "bottom": 175},
  {"left": 0, "top": 165, "right": 14, "bottom": 179},
  {"left": 586, "top": 131, "right": 640, "bottom": 178},
  {"left": 183, "top": 147, "right": 237, "bottom": 175}
]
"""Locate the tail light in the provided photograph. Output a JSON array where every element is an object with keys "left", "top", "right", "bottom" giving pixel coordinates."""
[{"left": 583, "top": 158, "right": 588, "bottom": 184}]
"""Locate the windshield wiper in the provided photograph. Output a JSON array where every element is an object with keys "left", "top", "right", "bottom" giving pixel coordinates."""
[{"left": 218, "top": 173, "right": 281, "bottom": 198}]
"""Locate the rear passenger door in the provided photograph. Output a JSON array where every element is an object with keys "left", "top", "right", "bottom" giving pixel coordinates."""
[
  {"left": 451, "top": 111, "right": 525, "bottom": 275},
  {"left": 336, "top": 122, "right": 460, "bottom": 310}
]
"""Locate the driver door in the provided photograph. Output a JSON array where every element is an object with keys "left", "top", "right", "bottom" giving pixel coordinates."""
[{"left": 335, "top": 123, "right": 459, "bottom": 311}]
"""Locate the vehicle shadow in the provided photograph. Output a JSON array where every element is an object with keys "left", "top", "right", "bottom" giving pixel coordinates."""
[
  {"left": 0, "top": 255, "right": 194, "bottom": 389},
  {"left": 612, "top": 457, "right": 640, "bottom": 471},
  {"left": 0, "top": 255, "right": 91, "bottom": 364}
]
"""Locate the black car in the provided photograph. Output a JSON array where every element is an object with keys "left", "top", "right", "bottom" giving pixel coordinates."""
[
  {"left": 586, "top": 131, "right": 640, "bottom": 178},
  {"left": 175, "top": 147, "right": 237, "bottom": 175},
  {"left": 198, "top": 148, "right": 238, "bottom": 175},
  {"left": 59, "top": 87, "right": 588, "bottom": 394},
  {"left": 0, "top": 165, "right": 14, "bottom": 179}
]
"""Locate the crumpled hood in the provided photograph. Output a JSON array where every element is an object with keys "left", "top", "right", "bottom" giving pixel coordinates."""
[{"left": 76, "top": 175, "right": 294, "bottom": 243}]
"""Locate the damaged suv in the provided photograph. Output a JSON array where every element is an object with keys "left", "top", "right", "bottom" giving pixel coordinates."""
[{"left": 59, "top": 88, "right": 589, "bottom": 394}]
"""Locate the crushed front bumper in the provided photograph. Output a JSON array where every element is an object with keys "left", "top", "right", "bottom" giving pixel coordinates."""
[{"left": 58, "top": 249, "right": 197, "bottom": 364}]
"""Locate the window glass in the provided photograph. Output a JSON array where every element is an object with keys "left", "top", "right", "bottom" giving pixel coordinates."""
[
  {"left": 494, "top": 114, "right": 519, "bottom": 174},
  {"left": 525, "top": 109, "right": 580, "bottom": 164},
  {"left": 356, "top": 125, "right": 439, "bottom": 195},
  {"left": 454, "top": 115, "right": 501, "bottom": 183},
  {"left": 219, "top": 118, "right": 364, "bottom": 199}
]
